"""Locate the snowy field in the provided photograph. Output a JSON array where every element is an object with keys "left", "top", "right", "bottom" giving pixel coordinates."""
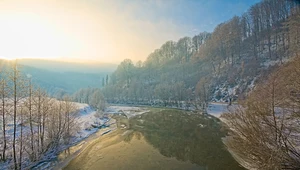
[
  {"left": 72, "top": 104, "right": 149, "bottom": 140},
  {"left": 207, "top": 102, "right": 230, "bottom": 118},
  {"left": 105, "top": 105, "right": 149, "bottom": 118}
]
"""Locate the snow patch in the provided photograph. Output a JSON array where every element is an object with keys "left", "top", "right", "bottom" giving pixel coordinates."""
[{"left": 207, "top": 103, "right": 229, "bottom": 118}]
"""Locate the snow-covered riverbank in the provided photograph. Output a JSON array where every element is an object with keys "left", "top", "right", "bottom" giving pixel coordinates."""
[
  {"left": 33, "top": 105, "right": 150, "bottom": 169},
  {"left": 29, "top": 103, "right": 116, "bottom": 169},
  {"left": 207, "top": 102, "right": 229, "bottom": 118}
]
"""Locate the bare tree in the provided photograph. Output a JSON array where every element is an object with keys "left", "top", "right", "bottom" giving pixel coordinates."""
[
  {"left": 39, "top": 90, "right": 52, "bottom": 153},
  {"left": 32, "top": 87, "right": 48, "bottom": 155},
  {"left": 285, "top": 7, "right": 300, "bottom": 58},
  {"left": 222, "top": 58, "right": 300, "bottom": 169},
  {"left": 7, "top": 60, "right": 27, "bottom": 169},
  {"left": 195, "top": 77, "right": 211, "bottom": 112},
  {"left": 0, "top": 72, "right": 8, "bottom": 161},
  {"left": 10, "top": 61, "right": 19, "bottom": 170},
  {"left": 62, "top": 95, "right": 77, "bottom": 145},
  {"left": 27, "top": 76, "right": 35, "bottom": 161},
  {"left": 19, "top": 107, "right": 24, "bottom": 169}
]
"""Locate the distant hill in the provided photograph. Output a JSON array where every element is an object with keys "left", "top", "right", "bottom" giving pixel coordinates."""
[
  {"left": 18, "top": 58, "right": 117, "bottom": 74},
  {"left": 21, "top": 66, "right": 105, "bottom": 95},
  {"left": 0, "top": 59, "right": 115, "bottom": 95}
]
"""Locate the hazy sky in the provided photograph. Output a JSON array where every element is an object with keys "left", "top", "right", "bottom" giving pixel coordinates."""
[{"left": 0, "top": 0, "right": 260, "bottom": 64}]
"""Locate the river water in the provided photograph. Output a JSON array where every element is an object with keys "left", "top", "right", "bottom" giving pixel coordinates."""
[{"left": 62, "top": 108, "right": 244, "bottom": 170}]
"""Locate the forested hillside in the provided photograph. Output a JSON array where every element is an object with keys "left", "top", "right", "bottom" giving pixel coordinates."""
[{"left": 103, "top": 0, "right": 300, "bottom": 109}]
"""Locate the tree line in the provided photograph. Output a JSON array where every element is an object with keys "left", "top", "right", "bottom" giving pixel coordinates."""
[
  {"left": 72, "top": 88, "right": 106, "bottom": 111},
  {"left": 0, "top": 61, "right": 78, "bottom": 169}
]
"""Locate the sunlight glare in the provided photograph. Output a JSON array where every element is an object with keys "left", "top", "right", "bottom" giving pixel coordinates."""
[
  {"left": 0, "top": 12, "right": 73, "bottom": 60},
  {"left": 0, "top": 56, "right": 17, "bottom": 60}
]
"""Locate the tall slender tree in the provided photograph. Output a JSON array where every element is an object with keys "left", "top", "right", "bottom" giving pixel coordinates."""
[{"left": 0, "top": 72, "right": 8, "bottom": 161}]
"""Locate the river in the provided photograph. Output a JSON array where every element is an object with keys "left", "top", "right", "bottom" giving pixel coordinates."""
[{"left": 60, "top": 107, "right": 244, "bottom": 170}]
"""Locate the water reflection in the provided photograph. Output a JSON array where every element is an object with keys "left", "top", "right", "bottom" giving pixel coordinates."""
[
  {"left": 128, "top": 110, "right": 244, "bottom": 170},
  {"left": 64, "top": 109, "right": 244, "bottom": 170}
]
